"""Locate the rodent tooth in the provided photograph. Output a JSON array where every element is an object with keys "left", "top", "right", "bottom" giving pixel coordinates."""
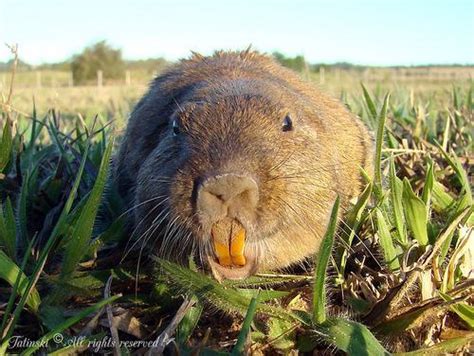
[
  {"left": 213, "top": 241, "right": 232, "bottom": 267},
  {"left": 230, "top": 227, "right": 246, "bottom": 266}
]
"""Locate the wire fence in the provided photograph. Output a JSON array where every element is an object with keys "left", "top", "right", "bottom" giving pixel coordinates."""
[{"left": 0, "top": 67, "right": 472, "bottom": 90}]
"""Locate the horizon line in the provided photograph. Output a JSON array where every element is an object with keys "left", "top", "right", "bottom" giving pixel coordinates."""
[{"left": 1, "top": 55, "right": 473, "bottom": 69}]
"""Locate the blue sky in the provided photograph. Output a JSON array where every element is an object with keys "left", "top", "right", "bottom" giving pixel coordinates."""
[{"left": 1, "top": 0, "right": 473, "bottom": 66}]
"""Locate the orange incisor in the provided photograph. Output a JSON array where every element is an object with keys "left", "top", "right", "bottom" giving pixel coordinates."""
[{"left": 211, "top": 219, "right": 246, "bottom": 267}]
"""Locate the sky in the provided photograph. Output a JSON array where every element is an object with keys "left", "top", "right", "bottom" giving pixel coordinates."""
[{"left": 0, "top": 0, "right": 473, "bottom": 66}]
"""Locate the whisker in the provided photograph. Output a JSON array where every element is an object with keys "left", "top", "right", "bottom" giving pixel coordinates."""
[{"left": 121, "top": 197, "right": 170, "bottom": 262}]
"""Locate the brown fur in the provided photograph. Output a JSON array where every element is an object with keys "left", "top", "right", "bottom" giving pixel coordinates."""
[{"left": 116, "top": 50, "right": 374, "bottom": 277}]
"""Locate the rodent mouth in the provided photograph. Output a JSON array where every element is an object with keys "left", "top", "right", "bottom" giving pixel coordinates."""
[
  {"left": 207, "top": 257, "right": 257, "bottom": 282},
  {"left": 206, "top": 218, "right": 257, "bottom": 281}
]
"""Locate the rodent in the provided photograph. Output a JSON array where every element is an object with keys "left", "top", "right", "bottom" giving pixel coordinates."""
[{"left": 115, "top": 50, "right": 374, "bottom": 281}]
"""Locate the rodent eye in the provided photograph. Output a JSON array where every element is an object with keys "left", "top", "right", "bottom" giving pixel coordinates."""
[
  {"left": 172, "top": 119, "right": 180, "bottom": 137},
  {"left": 282, "top": 114, "right": 293, "bottom": 132}
]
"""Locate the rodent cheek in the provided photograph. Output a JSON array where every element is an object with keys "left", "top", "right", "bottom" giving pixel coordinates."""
[
  {"left": 254, "top": 178, "right": 288, "bottom": 237},
  {"left": 167, "top": 173, "right": 195, "bottom": 219}
]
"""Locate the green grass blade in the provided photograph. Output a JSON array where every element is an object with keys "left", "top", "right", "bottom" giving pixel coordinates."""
[
  {"left": 231, "top": 296, "right": 258, "bottom": 355},
  {"left": 47, "top": 117, "right": 74, "bottom": 176},
  {"left": 421, "top": 160, "right": 434, "bottom": 207},
  {"left": 158, "top": 258, "right": 251, "bottom": 314},
  {"left": 22, "top": 294, "right": 121, "bottom": 356},
  {"left": 375, "top": 209, "right": 400, "bottom": 271},
  {"left": 339, "top": 183, "right": 372, "bottom": 276},
  {"left": 17, "top": 171, "right": 30, "bottom": 248},
  {"left": 434, "top": 141, "right": 472, "bottom": 204},
  {"left": 176, "top": 298, "right": 203, "bottom": 345},
  {"left": 0, "top": 198, "right": 17, "bottom": 261},
  {"left": 396, "top": 332, "right": 474, "bottom": 355},
  {"left": 374, "top": 93, "right": 390, "bottom": 197},
  {"left": 439, "top": 292, "right": 474, "bottom": 330},
  {"left": 389, "top": 158, "right": 407, "bottom": 245},
  {"left": 60, "top": 138, "right": 114, "bottom": 278},
  {"left": 432, "top": 182, "right": 455, "bottom": 212},
  {"left": 374, "top": 303, "right": 441, "bottom": 336},
  {"left": 346, "top": 182, "right": 372, "bottom": 229},
  {"left": 223, "top": 274, "right": 311, "bottom": 288},
  {"left": 361, "top": 83, "right": 377, "bottom": 121},
  {"left": 0, "top": 233, "right": 37, "bottom": 337},
  {"left": 0, "top": 339, "right": 8, "bottom": 355},
  {"left": 452, "top": 86, "right": 460, "bottom": 109},
  {"left": 0, "top": 250, "right": 41, "bottom": 312},
  {"left": 402, "top": 178, "right": 429, "bottom": 247},
  {"left": 237, "top": 288, "right": 288, "bottom": 302},
  {"left": 157, "top": 259, "right": 297, "bottom": 321},
  {"left": 318, "top": 317, "right": 389, "bottom": 355},
  {"left": 437, "top": 206, "right": 472, "bottom": 274},
  {"left": 2, "top": 142, "right": 90, "bottom": 341},
  {"left": 0, "top": 119, "right": 13, "bottom": 173},
  {"left": 313, "top": 196, "right": 340, "bottom": 324},
  {"left": 28, "top": 99, "right": 37, "bottom": 150}
]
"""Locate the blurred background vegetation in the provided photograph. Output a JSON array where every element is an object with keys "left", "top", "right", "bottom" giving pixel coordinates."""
[{"left": 0, "top": 40, "right": 472, "bottom": 125}]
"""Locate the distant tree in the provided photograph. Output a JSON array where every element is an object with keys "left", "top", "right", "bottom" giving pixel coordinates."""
[
  {"left": 71, "top": 41, "right": 125, "bottom": 85},
  {"left": 0, "top": 58, "right": 32, "bottom": 72},
  {"left": 125, "top": 58, "right": 170, "bottom": 74},
  {"left": 272, "top": 51, "right": 307, "bottom": 72},
  {"left": 37, "top": 61, "right": 71, "bottom": 71}
]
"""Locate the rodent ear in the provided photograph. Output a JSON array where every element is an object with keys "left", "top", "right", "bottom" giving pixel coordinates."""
[
  {"left": 169, "top": 101, "right": 205, "bottom": 126},
  {"left": 173, "top": 100, "right": 205, "bottom": 115}
]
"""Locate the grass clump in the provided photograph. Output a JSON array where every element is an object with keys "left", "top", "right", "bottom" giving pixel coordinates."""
[{"left": 0, "top": 54, "right": 472, "bottom": 354}]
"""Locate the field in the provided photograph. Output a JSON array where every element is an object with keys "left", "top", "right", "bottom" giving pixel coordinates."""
[{"left": 0, "top": 61, "right": 473, "bottom": 355}]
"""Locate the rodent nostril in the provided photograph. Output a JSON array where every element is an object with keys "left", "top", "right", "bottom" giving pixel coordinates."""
[
  {"left": 235, "top": 189, "right": 255, "bottom": 204},
  {"left": 196, "top": 174, "right": 259, "bottom": 218}
]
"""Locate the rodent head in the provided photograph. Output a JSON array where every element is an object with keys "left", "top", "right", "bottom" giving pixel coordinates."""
[{"left": 134, "top": 83, "right": 336, "bottom": 280}]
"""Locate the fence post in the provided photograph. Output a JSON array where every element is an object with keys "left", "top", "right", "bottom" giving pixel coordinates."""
[
  {"left": 303, "top": 61, "right": 310, "bottom": 80},
  {"left": 125, "top": 70, "right": 131, "bottom": 85},
  {"left": 68, "top": 72, "right": 74, "bottom": 87},
  {"left": 36, "top": 71, "right": 42, "bottom": 88},
  {"left": 319, "top": 67, "right": 325, "bottom": 85},
  {"left": 335, "top": 68, "right": 341, "bottom": 83},
  {"left": 363, "top": 69, "right": 370, "bottom": 83},
  {"left": 97, "top": 70, "right": 103, "bottom": 88}
]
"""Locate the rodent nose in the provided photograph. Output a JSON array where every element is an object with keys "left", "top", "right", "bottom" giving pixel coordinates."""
[{"left": 196, "top": 174, "right": 259, "bottom": 219}]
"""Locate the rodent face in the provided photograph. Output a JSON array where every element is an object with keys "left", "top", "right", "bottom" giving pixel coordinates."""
[{"left": 135, "top": 94, "right": 335, "bottom": 280}]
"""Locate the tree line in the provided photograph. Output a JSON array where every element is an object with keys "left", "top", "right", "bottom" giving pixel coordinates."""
[{"left": 1, "top": 41, "right": 472, "bottom": 85}]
